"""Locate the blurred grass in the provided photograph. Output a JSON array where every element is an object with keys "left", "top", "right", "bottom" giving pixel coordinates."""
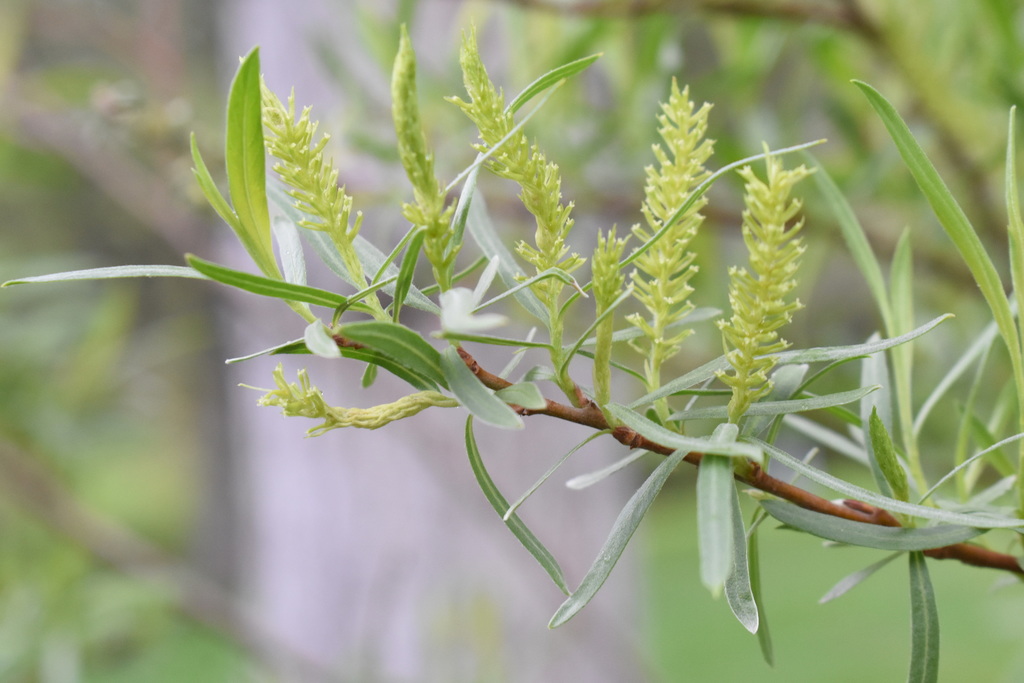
[{"left": 643, "top": 481, "right": 1024, "bottom": 682}]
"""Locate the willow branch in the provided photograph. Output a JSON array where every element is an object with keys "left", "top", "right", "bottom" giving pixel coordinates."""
[{"left": 451, "top": 345, "right": 1024, "bottom": 576}]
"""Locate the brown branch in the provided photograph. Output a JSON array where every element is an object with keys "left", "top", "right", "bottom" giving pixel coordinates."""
[
  {"left": 331, "top": 332, "right": 1023, "bottom": 575},
  {"left": 450, "top": 344, "right": 1024, "bottom": 576}
]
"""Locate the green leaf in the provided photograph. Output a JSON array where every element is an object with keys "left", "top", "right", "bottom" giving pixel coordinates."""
[
  {"left": 507, "top": 53, "right": 601, "bottom": 114},
  {"left": 549, "top": 447, "right": 688, "bottom": 628},
  {"left": 855, "top": 80, "right": 1022, "bottom": 419},
  {"left": 1007, "top": 108, "right": 1024, "bottom": 374},
  {"left": 805, "top": 153, "right": 893, "bottom": 334},
  {"left": 861, "top": 339, "right": 895, "bottom": 498},
  {"left": 913, "top": 316, "right": 1000, "bottom": 437},
  {"left": 186, "top": 255, "right": 349, "bottom": 308},
  {"left": 668, "top": 385, "right": 878, "bottom": 423},
  {"left": 337, "top": 346, "right": 436, "bottom": 392},
  {"left": 225, "top": 48, "right": 277, "bottom": 277},
  {"left": 565, "top": 449, "right": 649, "bottom": 490},
  {"left": 503, "top": 431, "right": 608, "bottom": 521},
  {"left": 494, "top": 382, "right": 547, "bottom": 410},
  {"left": 755, "top": 438, "right": 1024, "bottom": 529},
  {"left": 630, "top": 355, "right": 732, "bottom": 408},
  {"left": 226, "top": 338, "right": 307, "bottom": 363},
  {"left": 819, "top": 552, "right": 900, "bottom": 604},
  {"left": 784, "top": 414, "right": 869, "bottom": 466},
  {"left": 606, "top": 404, "right": 763, "bottom": 462},
  {"left": 267, "top": 182, "right": 439, "bottom": 313},
  {"left": 190, "top": 134, "right": 242, "bottom": 235},
  {"left": 907, "top": 552, "right": 940, "bottom": 683},
  {"left": 391, "top": 229, "right": 425, "bottom": 323},
  {"left": 465, "top": 417, "right": 570, "bottom": 594},
  {"left": 437, "top": 332, "right": 550, "bottom": 349},
  {"left": 917, "top": 432, "right": 1024, "bottom": 505},
  {"left": 304, "top": 321, "right": 342, "bottom": 359},
  {"left": 272, "top": 214, "right": 308, "bottom": 285},
  {"left": 445, "top": 164, "right": 480, "bottom": 262},
  {"left": 725, "top": 485, "right": 758, "bottom": 633},
  {"left": 870, "top": 407, "right": 910, "bottom": 503},
  {"left": 441, "top": 346, "right": 522, "bottom": 429},
  {"left": 772, "top": 315, "right": 952, "bottom": 365},
  {"left": 748, "top": 524, "right": 773, "bottom": 665},
  {"left": 465, "top": 193, "right": 548, "bottom": 323},
  {"left": 577, "top": 308, "right": 721, "bottom": 347},
  {"left": 2, "top": 265, "right": 205, "bottom": 287},
  {"left": 698, "top": 426, "right": 738, "bottom": 596},
  {"left": 341, "top": 320, "right": 447, "bottom": 389},
  {"left": 478, "top": 266, "right": 584, "bottom": 312},
  {"left": 760, "top": 500, "right": 983, "bottom": 551}
]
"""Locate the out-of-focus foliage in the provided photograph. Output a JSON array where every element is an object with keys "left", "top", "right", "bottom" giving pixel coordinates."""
[{"left": 4, "top": 0, "right": 1024, "bottom": 680}]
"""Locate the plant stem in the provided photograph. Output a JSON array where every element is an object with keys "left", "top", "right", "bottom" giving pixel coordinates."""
[{"left": 446, "top": 344, "right": 1024, "bottom": 577}]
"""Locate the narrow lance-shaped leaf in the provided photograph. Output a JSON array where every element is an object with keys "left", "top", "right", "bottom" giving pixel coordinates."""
[
  {"left": 861, "top": 345, "right": 895, "bottom": 498},
  {"left": 187, "top": 255, "right": 349, "bottom": 308},
  {"left": 565, "top": 449, "right": 650, "bottom": 490},
  {"left": 748, "top": 523, "right": 773, "bottom": 665},
  {"left": 392, "top": 230, "right": 425, "bottom": 323},
  {"left": 494, "top": 382, "right": 547, "bottom": 410},
  {"left": 549, "top": 448, "right": 688, "bottom": 628},
  {"left": 267, "top": 183, "right": 439, "bottom": 314},
  {"left": 506, "top": 53, "right": 601, "bottom": 114},
  {"left": 503, "top": 431, "right": 608, "bottom": 521},
  {"left": 698, "top": 424, "right": 739, "bottom": 596},
  {"left": 725, "top": 484, "right": 758, "bottom": 633},
  {"left": 606, "top": 403, "right": 762, "bottom": 461},
  {"left": 804, "top": 152, "right": 893, "bottom": 333},
  {"left": 3, "top": 265, "right": 206, "bottom": 287},
  {"left": 907, "top": 552, "right": 939, "bottom": 683},
  {"left": 819, "top": 552, "right": 901, "bottom": 604},
  {"left": 855, "top": 81, "right": 1024, "bottom": 441},
  {"left": 669, "top": 385, "right": 878, "bottom": 423},
  {"left": 465, "top": 417, "right": 570, "bottom": 594},
  {"left": 225, "top": 48, "right": 278, "bottom": 278},
  {"left": 465, "top": 193, "right": 548, "bottom": 323},
  {"left": 760, "top": 500, "right": 983, "bottom": 551},
  {"left": 870, "top": 407, "right": 910, "bottom": 503},
  {"left": 342, "top": 320, "right": 447, "bottom": 389},
  {"left": 755, "top": 438, "right": 1024, "bottom": 529}
]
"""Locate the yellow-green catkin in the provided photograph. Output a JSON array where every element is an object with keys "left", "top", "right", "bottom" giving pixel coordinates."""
[
  {"left": 392, "top": 26, "right": 458, "bottom": 290},
  {"left": 254, "top": 364, "right": 458, "bottom": 436},
  {"left": 592, "top": 227, "right": 629, "bottom": 408},
  {"left": 261, "top": 83, "right": 386, "bottom": 319},
  {"left": 628, "top": 81, "right": 714, "bottom": 411},
  {"left": 717, "top": 150, "right": 811, "bottom": 424},
  {"left": 448, "top": 29, "right": 584, "bottom": 307}
]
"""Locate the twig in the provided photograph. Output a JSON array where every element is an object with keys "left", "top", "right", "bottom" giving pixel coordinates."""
[{"left": 448, "top": 344, "right": 1024, "bottom": 576}]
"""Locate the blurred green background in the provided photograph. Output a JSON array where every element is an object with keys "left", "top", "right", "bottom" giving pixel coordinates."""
[{"left": 2, "top": 0, "right": 1024, "bottom": 680}]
